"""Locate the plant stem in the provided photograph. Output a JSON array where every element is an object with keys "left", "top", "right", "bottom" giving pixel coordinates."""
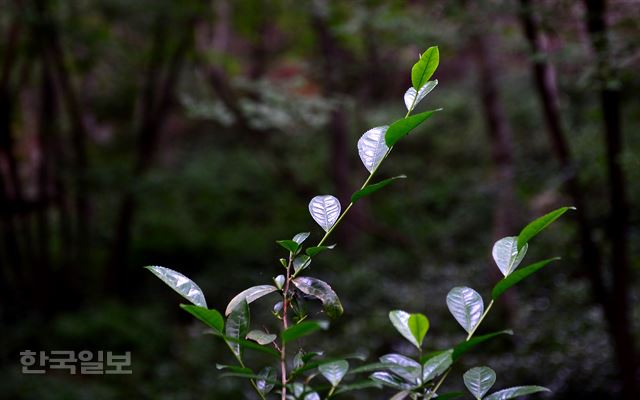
[
  {"left": 425, "top": 300, "right": 496, "bottom": 399},
  {"left": 280, "top": 252, "right": 294, "bottom": 400},
  {"left": 223, "top": 341, "right": 266, "bottom": 400}
]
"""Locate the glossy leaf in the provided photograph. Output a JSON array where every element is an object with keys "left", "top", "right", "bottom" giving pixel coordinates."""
[
  {"left": 293, "top": 255, "right": 312, "bottom": 274},
  {"left": 274, "top": 275, "right": 285, "bottom": 290},
  {"left": 446, "top": 287, "right": 484, "bottom": 333},
  {"left": 492, "top": 258, "right": 560, "bottom": 300},
  {"left": 180, "top": 304, "right": 223, "bottom": 333},
  {"left": 517, "top": 207, "right": 574, "bottom": 251},
  {"left": 389, "top": 310, "right": 420, "bottom": 349},
  {"left": 385, "top": 109, "right": 440, "bottom": 147},
  {"left": 256, "top": 366, "right": 277, "bottom": 396},
  {"left": 370, "top": 372, "right": 414, "bottom": 390},
  {"left": 319, "top": 360, "right": 349, "bottom": 387},
  {"left": 225, "top": 285, "right": 278, "bottom": 316},
  {"left": 225, "top": 300, "right": 250, "bottom": 358},
  {"left": 293, "top": 232, "right": 311, "bottom": 245},
  {"left": 146, "top": 266, "right": 207, "bottom": 308},
  {"left": 408, "top": 313, "right": 429, "bottom": 348},
  {"left": 380, "top": 353, "right": 421, "bottom": 386},
  {"left": 404, "top": 80, "right": 438, "bottom": 112},
  {"left": 281, "top": 320, "right": 329, "bottom": 344},
  {"left": 422, "top": 349, "right": 453, "bottom": 382},
  {"left": 277, "top": 239, "right": 299, "bottom": 253},
  {"left": 309, "top": 195, "right": 341, "bottom": 232},
  {"left": 453, "top": 330, "right": 513, "bottom": 361},
  {"left": 351, "top": 175, "right": 407, "bottom": 202},
  {"left": 492, "top": 237, "right": 528, "bottom": 277},
  {"left": 464, "top": 366, "right": 496, "bottom": 400},
  {"left": 292, "top": 277, "right": 343, "bottom": 318},
  {"left": 208, "top": 331, "right": 279, "bottom": 358},
  {"left": 411, "top": 46, "right": 439, "bottom": 89},
  {"left": 246, "top": 330, "right": 277, "bottom": 345},
  {"left": 484, "top": 386, "right": 550, "bottom": 400},
  {"left": 305, "top": 244, "right": 336, "bottom": 257},
  {"left": 357, "top": 126, "right": 389, "bottom": 172}
]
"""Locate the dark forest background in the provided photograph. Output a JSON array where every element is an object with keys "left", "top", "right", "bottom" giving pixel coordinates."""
[{"left": 0, "top": 0, "right": 638, "bottom": 399}]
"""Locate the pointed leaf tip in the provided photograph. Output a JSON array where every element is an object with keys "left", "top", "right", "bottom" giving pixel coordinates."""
[
  {"left": 464, "top": 366, "right": 496, "bottom": 400},
  {"left": 146, "top": 265, "right": 207, "bottom": 308}
]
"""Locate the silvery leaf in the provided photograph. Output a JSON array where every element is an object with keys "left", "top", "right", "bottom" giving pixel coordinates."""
[
  {"left": 404, "top": 80, "right": 438, "bottom": 112},
  {"left": 380, "top": 353, "right": 421, "bottom": 386},
  {"left": 225, "top": 285, "right": 278, "bottom": 316},
  {"left": 463, "top": 366, "right": 496, "bottom": 400},
  {"left": 309, "top": 195, "right": 341, "bottom": 232},
  {"left": 446, "top": 287, "right": 484, "bottom": 333},
  {"left": 357, "top": 126, "right": 389, "bottom": 172},
  {"left": 422, "top": 349, "right": 453, "bottom": 382},
  {"left": 146, "top": 266, "right": 207, "bottom": 308},
  {"left": 484, "top": 386, "right": 550, "bottom": 400},
  {"left": 256, "top": 366, "right": 277, "bottom": 396},
  {"left": 246, "top": 329, "right": 277, "bottom": 345},
  {"left": 492, "top": 237, "right": 528, "bottom": 276},
  {"left": 319, "top": 360, "right": 349, "bottom": 387},
  {"left": 388, "top": 310, "right": 420, "bottom": 349}
]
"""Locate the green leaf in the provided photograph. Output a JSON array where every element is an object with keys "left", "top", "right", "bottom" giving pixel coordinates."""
[
  {"left": 281, "top": 320, "right": 329, "bottom": 344},
  {"left": 385, "top": 109, "right": 441, "bottom": 147},
  {"left": 225, "top": 300, "right": 250, "bottom": 359},
  {"left": 411, "top": 46, "right": 439, "bottom": 89},
  {"left": 370, "top": 372, "right": 414, "bottom": 390},
  {"left": 305, "top": 244, "right": 336, "bottom": 257},
  {"left": 517, "top": 207, "right": 575, "bottom": 251},
  {"left": 379, "top": 353, "right": 421, "bottom": 386},
  {"left": 408, "top": 313, "right": 429, "bottom": 348},
  {"left": 225, "top": 285, "right": 278, "bottom": 316},
  {"left": 277, "top": 239, "right": 299, "bottom": 253},
  {"left": 437, "top": 392, "right": 465, "bottom": 400},
  {"left": 446, "top": 287, "right": 484, "bottom": 334},
  {"left": 452, "top": 330, "right": 513, "bottom": 361},
  {"left": 208, "top": 331, "right": 279, "bottom": 358},
  {"left": 334, "top": 380, "right": 383, "bottom": 395},
  {"left": 422, "top": 349, "right": 453, "bottom": 382},
  {"left": 292, "top": 277, "right": 343, "bottom": 318},
  {"left": 293, "top": 255, "right": 312, "bottom": 274},
  {"left": 179, "top": 304, "right": 224, "bottom": 333},
  {"left": 389, "top": 310, "right": 421, "bottom": 349},
  {"left": 492, "top": 258, "right": 560, "bottom": 300},
  {"left": 351, "top": 175, "right": 407, "bottom": 202},
  {"left": 492, "top": 237, "right": 528, "bottom": 277},
  {"left": 319, "top": 360, "right": 349, "bottom": 387},
  {"left": 292, "top": 232, "right": 310, "bottom": 244},
  {"left": 145, "top": 266, "right": 207, "bottom": 307},
  {"left": 246, "top": 329, "right": 277, "bottom": 345},
  {"left": 484, "top": 386, "right": 550, "bottom": 400},
  {"left": 256, "top": 366, "right": 277, "bottom": 396},
  {"left": 463, "top": 366, "right": 496, "bottom": 400}
]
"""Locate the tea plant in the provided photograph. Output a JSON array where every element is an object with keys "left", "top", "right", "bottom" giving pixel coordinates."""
[{"left": 146, "top": 46, "right": 571, "bottom": 399}]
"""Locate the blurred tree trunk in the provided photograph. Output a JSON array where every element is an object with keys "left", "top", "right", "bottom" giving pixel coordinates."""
[
  {"left": 582, "top": 0, "right": 637, "bottom": 397},
  {"left": 109, "top": 17, "right": 193, "bottom": 294}
]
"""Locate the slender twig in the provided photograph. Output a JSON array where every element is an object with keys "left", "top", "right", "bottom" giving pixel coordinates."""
[{"left": 280, "top": 252, "right": 294, "bottom": 400}]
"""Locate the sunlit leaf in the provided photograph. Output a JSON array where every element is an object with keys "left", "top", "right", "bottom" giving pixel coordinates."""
[
  {"left": 256, "top": 366, "right": 277, "bottom": 396},
  {"left": 293, "top": 232, "right": 311, "bottom": 245},
  {"left": 389, "top": 310, "right": 420, "bottom": 349},
  {"left": 484, "top": 386, "right": 550, "bottom": 400},
  {"left": 146, "top": 266, "right": 207, "bottom": 308},
  {"left": 404, "top": 80, "right": 438, "bottom": 112},
  {"left": 370, "top": 372, "right": 414, "bottom": 390},
  {"left": 385, "top": 109, "right": 440, "bottom": 147},
  {"left": 492, "top": 258, "right": 560, "bottom": 300},
  {"left": 351, "top": 175, "right": 407, "bottom": 202},
  {"left": 422, "top": 349, "right": 453, "bottom": 382},
  {"left": 225, "top": 285, "right": 278, "bottom": 316},
  {"left": 446, "top": 287, "right": 484, "bottom": 333},
  {"left": 180, "top": 304, "right": 223, "bottom": 333},
  {"left": 319, "top": 360, "right": 349, "bottom": 387},
  {"left": 408, "top": 313, "right": 429, "bottom": 348},
  {"left": 305, "top": 244, "right": 336, "bottom": 257},
  {"left": 380, "top": 354, "right": 421, "bottom": 386},
  {"left": 246, "top": 329, "right": 277, "bottom": 345},
  {"left": 292, "top": 277, "right": 343, "bottom": 318},
  {"left": 464, "top": 366, "right": 496, "bottom": 400},
  {"left": 452, "top": 330, "right": 513, "bottom": 361},
  {"left": 281, "top": 320, "right": 329, "bottom": 344},
  {"left": 411, "top": 46, "right": 439, "bottom": 89},
  {"left": 357, "top": 126, "right": 389, "bottom": 172},
  {"left": 308, "top": 195, "right": 341, "bottom": 232},
  {"left": 517, "top": 207, "right": 574, "bottom": 251},
  {"left": 293, "top": 255, "right": 312, "bottom": 274},
  {"left": 225, "top": 300, "right": 250, "bottom": 358},
  {"left": 492, "top": 237, "right": 528, "bottom": 277}
]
